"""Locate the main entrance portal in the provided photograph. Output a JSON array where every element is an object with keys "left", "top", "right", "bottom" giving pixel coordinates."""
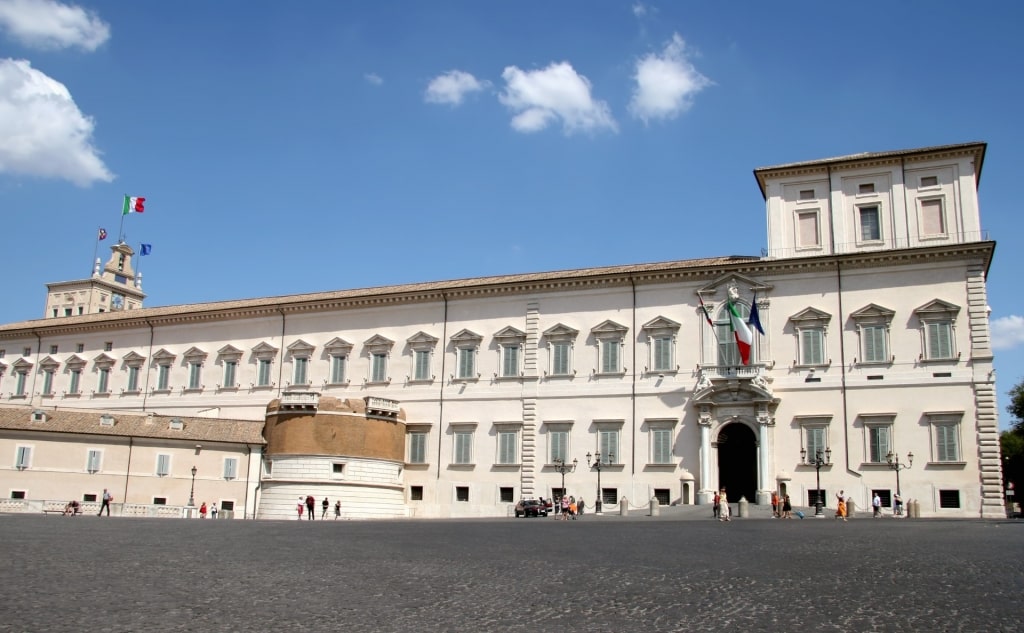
[{"left": 717, "top": 422, "right": 757, "bottom": 504}]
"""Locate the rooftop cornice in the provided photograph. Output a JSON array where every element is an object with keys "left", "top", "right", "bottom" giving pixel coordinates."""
[{"left": 0, "top": 243, "right": 994, "bottom": 340}]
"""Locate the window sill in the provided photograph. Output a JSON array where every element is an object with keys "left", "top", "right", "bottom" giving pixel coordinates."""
[
  {"left": 183, "top": 388, "right": 204, "bottom": 394},
  {"left": 927, "top": 461, "right": 966, "bottom": 468},
  {"left": 366, "top": 380, "right": 392, "bottom": 386},
  {"left": 63, "top": 392, "right": 82, "bottom": 399},
  {"left": 595, "top": 371, "right": 626, "bottom": 378},
  {"left": 492, "top": 463, "right": 521, "bottom": 470},
  {"left": 451, "top": 377, "right": 479, "bottom": 384},
  {"left": 92, "top": 391, "right": 111, "bottom": 398},
  {"left": 404, "top": 462, "right": 430, "bottom": 469},
  {"left": 407, "top": 379, "right": 434, "bottom": 385},
  {"left": 448, "top": 463, "right": 476, "bottom": 470},
  {"left": 858, "top": 462, "right": 893, "bottom": 469},
  {"left": 122, "top": 389, "right": 141, "bottom": 396}
]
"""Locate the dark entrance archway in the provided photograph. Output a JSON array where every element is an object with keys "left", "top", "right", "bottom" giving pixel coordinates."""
[{"left": 717, "top": 422, "right": 758, "bottom": 504}]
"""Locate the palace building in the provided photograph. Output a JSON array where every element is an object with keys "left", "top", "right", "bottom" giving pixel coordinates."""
[{"left": 0, "top": 142, "right": 1004, "bottom": 519}]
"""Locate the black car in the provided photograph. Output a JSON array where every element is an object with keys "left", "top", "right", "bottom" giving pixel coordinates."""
[{"left": 514, "top": 499, "right": 548, "bottom": 517}]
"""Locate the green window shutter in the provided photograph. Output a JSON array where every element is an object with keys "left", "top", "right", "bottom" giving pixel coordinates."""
[
  {"left": 414, "top": 350, "right": 430, "bottom": 380},
  {"left": 550, "top": 431, "right": 567, "bottom": 463},
  {"left": 502, "top": 345, "right": 519, "bottom": 377},
  {"left": 331, "top": 355, "right": 346, "bottom": 383},
  {"left": 552, "top": 343, "right": 570, "bottom": 375},
  {"left": 409, "top": 433, "right": 426, "bottom": 463},
  {"left": 653, "top": 428, "right": 671, "bottom": 463},
  {"left": 654, "top": 337, "right": 672, "bottom": 371}
]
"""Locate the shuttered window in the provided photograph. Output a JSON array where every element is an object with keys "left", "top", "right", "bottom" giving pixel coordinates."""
[
  {"left": 599, "top": 430, "right": 619, "bottom": 463},
  {"left": 70, "top": 369, "right": 82, "bottom": 393},
  {"left": 42, "top": 370, "right": 55, "bottom": 395},
  {"left": 127, "top": 366, "right": 140, "bottom": 391},
  {"left": 551, "top": 342, "right": 571, "bottom": 375},
  {"left": 98, "top": 368, "right": 110, "bottom": 393},
  {"left": 223, "top": 458, "right": 238, "bottom": 480},
  {"left": 935, "top": 424, "right": 959, "bottom": 462},
  {"left": 257, "top": 359, "right": 272, "bottom": 386},
  {"left": 497, "top": 430, "right": 518, "bottom": 464},
  {"left": 549, "top": 430, "right": 568, "bottom": 463},
  {"left": 652, "top": 337, "right": 672, "bottom": 371},
  {"left": 926, "top": 322, "right": 953, "bottom": 359},
  {"left": 371, "top": 353, "right": 388, "bottom": 382},
  {"left": 413, "top": 350, "right": 431, "bottom": 380},
  {"left": 601, "top": 340, "right": 620, "bottom": 374},
  {"left": 15, "top": 446, "right": 32, "bottom": 469},
  {"left": 87, "top": 449, "right": 102, "bottom": 473},
  {"left": 188, "top": 362, "right": 202, "bottom": 389},
  {"left": 868, "top": 426, "right": 890, "bottom": 463},
  {"left": 457, "top": 348, "right": 475, "bottom": 379},
  {"left": 223, "top": 361, "right": 236, "bottom": 388},
  {"left": 409, "top": 432, "right": 427, "bottom": 463},
  {"left": 863, "top": 326, "right": 888, "bottom": 363},
  {"left": 293, "top": 357, "right": 308, "bottom": 384},
  {"left": 501, "top": 345, "right": 519, "bottom": 377},
  {"left": 454, "top": 431, "right": 473, "bottom": 464},
  {"left": 330, "top": 355, "right": 346, "bottom": 384},
  {"left": 156, "top": 454, "right": 170, "bottom": 476},
  {"left": 652, "top": 428, "right": 672, "bottom": 464},
  {"left": 800, "top": 329, "right": 824, "bottom": 365},
  {"left": 804, "top": 427, "right": 826, "bottom": 463}
]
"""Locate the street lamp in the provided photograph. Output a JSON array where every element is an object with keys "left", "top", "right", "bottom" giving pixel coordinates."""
[
  {"left": 800, "top": 446, "right": 831, "bottom": 517},
  {"left": 586, "top": 452, "right": 613, "bottom": 514},
  {"left": 552, "top": 458, "right": 577, "bottom": 510},
  {"left": 886, "top": 451, "right": 913, "bottom": 497},
  {"left": 188, "top": 466, "right": 197, "bottom": 507}
]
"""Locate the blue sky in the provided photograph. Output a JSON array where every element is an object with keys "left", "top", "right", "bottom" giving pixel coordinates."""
[{"left": 2, "top": 1, "right": 1023, "bottom": 428}]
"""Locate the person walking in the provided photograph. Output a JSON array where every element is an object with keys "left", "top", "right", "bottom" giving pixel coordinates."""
[
  {"left": 893, "top": 493, "right": 903, "bottom": 516},
  {"left": 560, "top": 495, "right": 570, "bottom": 520},
  {"left": 835, "top": 496, "right": 848, "bottom": 521},
  {"left": 322, "top": 497, "right": 329, "bottom": 519},
  {"left": 297, "top": 497, "right": 305, "bottom": 520},
  {"left": 199, "top": 502, "right": 208, "bottom": 519},
  {"left": 334, "top": 499, "right": 341, "bottom": 520},
  {"left": 872, "top": 492, "right": 882, "bottom": 518},
  {"left": 569, "top": 497, "right": 577, "bottom": 520},
  {"left": 305, "top": 495, "right": 315, "bottom": 520},
  {"left": 771, "top": 491, "right": 780, "bottom": 518},
  {"left": 98, "top": 488, "right": 112, "bottom": 516},
  {"left": 211, "top": 503, "right": 218, "bottom": 520},
  {"left": 782, "top": 494, "right": 793, "bottom": 519},
  {"left": 577, "top": 498, "right": 585, "bottom": 518},
  {"left": 713, "top": 490, "right": 721, "bottom": 519},
  {"left": 719, "top": 489, "right": 731, "bottom": 522}
]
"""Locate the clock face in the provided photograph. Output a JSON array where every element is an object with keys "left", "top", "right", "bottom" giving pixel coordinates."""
[{"left": 111, "top": 294, "right": 125, "bottom": 310}]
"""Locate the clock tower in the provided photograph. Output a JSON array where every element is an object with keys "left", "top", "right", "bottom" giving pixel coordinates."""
[{"left": 44, "top": 242, "right": 147, "bottom": 318}]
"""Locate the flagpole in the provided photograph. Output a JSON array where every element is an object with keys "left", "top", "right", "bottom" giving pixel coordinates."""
[
  {"left": 118, "top": 194, "right": 126, "bottom": 243},
  {"left": 92, "top": 227, "right": 101, "bottom": 275}
]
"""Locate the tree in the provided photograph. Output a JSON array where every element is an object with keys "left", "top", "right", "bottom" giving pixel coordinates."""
[
  {"left": 1008, "top": 380, "right": 1024, "bottom": 434},
  {"left": 1002, "top": 378, "right": 1024, "bottom": 516}
]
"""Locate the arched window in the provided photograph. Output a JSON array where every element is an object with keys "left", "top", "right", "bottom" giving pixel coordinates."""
[{"left": 716, "top": 302, "right": 753, "bottom": 366}]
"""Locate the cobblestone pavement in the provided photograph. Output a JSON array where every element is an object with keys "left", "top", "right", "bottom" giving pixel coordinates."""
[{"left": 1, "top": 511, "right": 1021, "bottom": 633}]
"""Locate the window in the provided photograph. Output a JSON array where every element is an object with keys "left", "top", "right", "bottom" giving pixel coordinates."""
[
  {"left": 15, "top": 445, "right": 32, "bottom": 469},
  {"left": 14, "top": 371, "right": 27, "bottom": 396},
  {"left": 500, "top": 344, "right": 520, "bottom": 377},
  {"left": 654, "top": 489, "right": 671, "bottom": 505},
  {"left": 643, "top": 317, "right": 680, "bottom": 374},
  {"left": 156, "top": 454, "right": 170, "bottom": 476},
  {"left": 153, "top": 497, "right": 167, "bottom": 505},
  {"left": 157, "top": 364, "right": 170, "bottom": 390},
  {"left": 919, "top": 198, "right": 946, "bottom": 236},
  {"left": 457, "top": 347, "right": 476, "bottom": 379},
  {"left": 456, "top": 486, "right": 469, "bottom": 502},
  {"left": 867, "top": 425, "right": 891, "bottom": 464},
  {"left": 223, "top": 458, "right": 238, "bottom": 480},
  {"left": 293, "top": 357, "right": 309, "bottom": 385},
  {"left": 601, "top": 488, "right": 618, "bottom": 506},
  {"left": 413, "top": 350, "right": 431, "bottom": 381},
  {"left": 69, "top": 369, "right": 82, "bottom": 394},
  {"left": 500, "top": 487, "right": 515, "bottom": 503},
  {"left": 916, "top": 300, "right": 959, "bottom": 361},
  {"left": 920, "top": 175, "right": 939, "bottom": 188},
  {"left": 859, "top": 205, "right": 881, "bottom": 241},
  {"left": 796, "top": 210, "right": 820, "bottom": 248},
  {"left": 496, "top": 427, "right": 519, "bottom": 465},
  {"left": 939, "top": 490, "right": 961, "bottom": 509},
  {"left": 802, "top": 424, "right": 827, "bottom": 462},
  {"left": 410, "top": 486, "right": 423, "bottom": 501},
  {"left": 454, "top": 429, "right": 474, "bottom": 464},
  {"left": 97, "top": 368, "right": 110, "bottom": 393},
  {"left": 592, "top": 320, "right": 628, "bottom": 375},
  {"left": 42, "top": 369, "right": 54, "bottom": 396},
  {"left": 598, "top": 425, "right": 621, "bottom": 463},
  {"left": 408, "top": 432, "right": 428, "bottom": 464},
  {"left": 220, "top": 500, "right": 235, "bottom": 512},
  {"left": 371, "top": 353, "right": 388, "bottom": 382},
  {"left": 223, "top": 361, "right": 237, "bottom": 388},
  {"left": 651, "top": 426, "right": 673, "bottom": 464},
  {"left": 859, "top": 183, "right": 875, "bottom": 194},
  {"left": 330, "top": 354, "right": 347, "bottom": 384},
  {"left": 76, "top": 344, "right": 84, "bottom": 353},
  {"left": 87, "top": 449, "right": 102, "bottom": 473},
  {"left": 23, "top": 347, "right": 31, "bottom": 356},
  {"left": 799, "top": 189, "right": 815, "bottom": 200},
  {"left": 50, "top": 345, "right": 58, "bottom": 354},
  {"left": 104, "top": 342, "right": 113, "bottom": 352},
  {"left": 928, "top": 413, "right": 962, "bottom": 462},
  {"left": 127, "top": 366, "right": 140, "bottom": 392},
  {"left": 257, "top": 359, "right": 272, "bottom": 386},
  {"left": 187, "top": 362, "right": 202, "bottom": 389},
  {"left": 543, "top": 324, "right": 579, "bottom": 377},
  {"left": 547, "top": 426, "right": 570, "bottom": 463},
  {"left": 849, "top": 304, "right": 895, "bottom": 365},
  {"left": 332, "top": 463, "right": 344, "bottom": 475},
  {"left": 716, "top": 303, "right": 752, "bottom": 366},
  {"left": 800, "top": 329, "right": 824, "bottom": 366},
  {"left": 552, "top": 342, "right": 571, "bottom": 375},
  {"left": 11, "top": 490, "right": 26, "bottom": 499}
]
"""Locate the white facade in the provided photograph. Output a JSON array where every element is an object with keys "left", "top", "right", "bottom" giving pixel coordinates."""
[{"left": 0, "top": 143, "right": 1002, "bottom": 518}]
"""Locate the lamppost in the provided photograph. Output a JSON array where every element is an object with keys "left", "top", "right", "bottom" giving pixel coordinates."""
[
  {"left": 586, "top": 451, "right": 613, "bottom": 514},
  {"left": 886, "top": 451, "right": 913, "bottom": 497},
  {"left": 800, "top": 447, "right": 831, "bottom": 517},
  {"left": 188, "top": 466, "right": 197, "bottom": 507},
  {"left": 552, "top": 458, "right": 577, "bottom": 510}
]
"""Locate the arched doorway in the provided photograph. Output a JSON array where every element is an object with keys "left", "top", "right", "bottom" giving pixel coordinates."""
[{"left": 717, "top": 422, "right": 757, "bottom": 504}]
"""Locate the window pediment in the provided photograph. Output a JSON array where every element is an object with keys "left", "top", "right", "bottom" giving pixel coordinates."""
[
  {"left": 286, "top": 339, "right": 315, "bottom": 357},
  {"left": 591, "top": 320, "right": 628, "bottom": 339},
  {"left": 406, "top": 332, "right": 438, "bottom": 349},
  {"left": 39, "top": 355, "right": 61, "bottom": 370},
  {"left": 543, "top": 323, "right": 579, "bottom": 341},
  {"left": 65, "top": 354, "right": 87, "bottom": 369},
  {"left": 183, "top": 347, "right": 208, "bottom": 362},
  {"left": 850, "top": 303, "right": 895, "bottom": 324},
  {"left": 217, "top": 345, "right": 243, "bottom": 362},
  {"left": 642, "top": 316, "right": 680, "bottom": 337},
  {"left": 324, "top": 337, "right": 353, "bottom": 355},
  {"left": 698, "top": 273, "right": 773, "bottom": 296},
  {"left": 93, "top": 353, "right": 116, "bottom": 369},
  {"left": 122, "top": 351, "right": 147, "bottom": 368},
  {"left": 364, "top": 334, "right": 395, "bottom": 354},
  {"left": 450, "top": 329, "right": 482, "bottom": 345},
  {"left": 152, "top": 348, "right": 176, "bottom": 364},
  {"left": 493, "top": 326, "right": 526, "bottom": 342},
  {"left": 914, "top": 299, "right": 960, "bottom": 321},
  {"left": 789, "top": 307, "right": 832, "bottom": 329},
  {"left": 11, "top": 357, "right": 33, "bottom": 370},
  {"left": 251, "top": 342, "right": 279, "bottom": 360}
]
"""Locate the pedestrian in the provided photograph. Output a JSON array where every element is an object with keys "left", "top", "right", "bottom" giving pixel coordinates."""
[
  {"left": 893, "top": 492, "right": 903, "bottom": 516},
  {"left": 211, "top": 503, "right": 218, "bottom": 520},
  {"left": 782, "top": 494, "right": 793, "bottom": 519},
  {"left": 569, "top": 496, "right": 577, "bottom": 520},
  {"left": 297, "top": 497, "right": 305, "bottom": 520},
  {"left": 305, "top": 495, "right": 315, "bottom": 520},
  {"left": 560, "top": 495, "right": 570, "bottom": 520},
  {"left": 872, "top": 492, "right": 882, "bottom": 518},
  {"left": 199, "top": 502, "right": 208, "bottom": 518},
  {"left": 322, "top": 497, "right": 329, "bottom": 519},
  {"left": 577, "top": 498, "right": 585, "bottom": 518},
  {"left": 835, "top": 496, "right": 847, "bottom": 521},
  {"left": 98, "top": 488, "right": 112, "bottom": 516},
  {"left": 334, "top": 499, "right": 341, "bottom": 520},
  {"left": 771, "top": 490, "right": 779, "bottom": 518},
  {"left": 835, "top": 489, "right": 845, "bottom": 509},
  {"left": 713, "top": 490, "right": 721, "bottom": 519},
  {"left": 719, "top": 489, "right": 731, "bottom": 522}
]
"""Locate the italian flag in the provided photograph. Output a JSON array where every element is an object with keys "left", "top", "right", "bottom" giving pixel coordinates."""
[
  {"left": 727, "top": 300, "right": 753, "bottom": 365},
  {"left": 122, "top": 195, "right": 145, "bottom": 215}
]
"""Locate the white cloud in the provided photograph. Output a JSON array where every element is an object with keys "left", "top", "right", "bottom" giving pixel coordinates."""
[
  {"left": 364, "top": 73, "right": 383, "bottom": 86},
  {"left": 0, "top": 0, "right": 109, "bottom": 52},
  {"left": 632, "top": 2, "right": 647, "bottom": 17},
  {"left": 0, "top": 58, "right": 113, "bottom": 186},
  {"left": 424, "top": 70, "right": 488, "bottom": 106},
  {"left": 629, "top": 33, "right": 711, "bottom": 124},
  {"left": 499, "top": 62, "right": 617, "bottom": 135},
  {"left": 992, "top": 315, "right": 1024, "bottom": 351}
]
